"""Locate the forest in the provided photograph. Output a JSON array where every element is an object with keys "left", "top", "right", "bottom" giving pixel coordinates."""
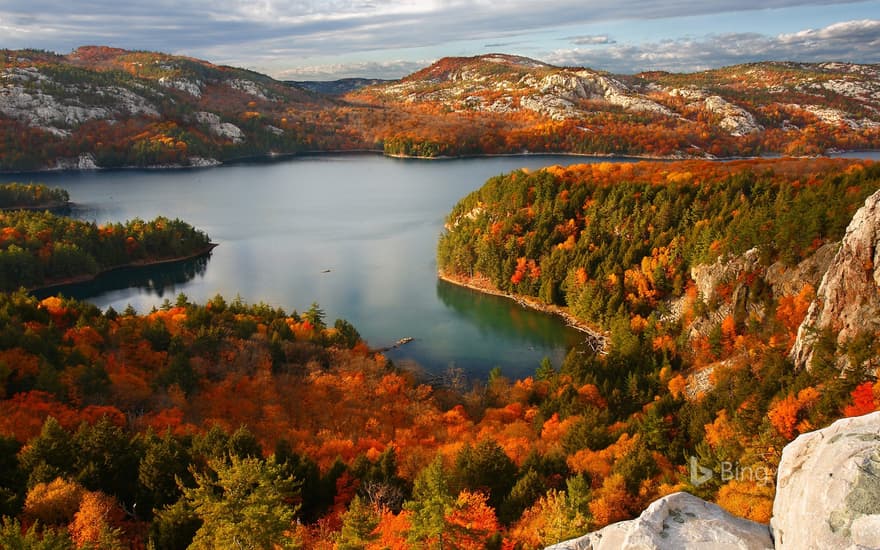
[
  {"left": 0, "top": 183, "right": 70, "bottom": 210},
  {"left": 438, "top": 158, "right": 880, "bottom": 325},
  {"left": 0, "top": 159, "right": 878, "bottom": 548},
  {"left": 0, "top": 209, "right": 212, "bottom": 291}
]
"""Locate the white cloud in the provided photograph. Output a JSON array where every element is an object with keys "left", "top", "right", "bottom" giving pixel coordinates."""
[
  {"left": 546, "top": 19, "right": 880, "bottom": 72},
  {"left": 0, "top": 0, "right": 864, "bottom": 57},
  {"left": 0, "top": 1, "right": 876, "bottom": 78}
]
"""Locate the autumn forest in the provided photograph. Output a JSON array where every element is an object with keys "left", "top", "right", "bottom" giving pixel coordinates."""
[
  {"left": 1, "top": 43, "right": 879, "bottom": 550},
  {"left": 0, "top": 155, "right": 877, "bottom": 549}
]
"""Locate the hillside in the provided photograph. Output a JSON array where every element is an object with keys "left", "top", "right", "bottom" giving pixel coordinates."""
[
  {"left": 350, "top": 54, "right": 880, "bottom": 158},
  {"left": 2, "top": 48, "right": 879, "bottom": 170},
  {"left": 438, "top": 157, "right": 880, "bottom": 370},
  {"left": 0, "top": 46, "right": 350, "bottom": 170}
]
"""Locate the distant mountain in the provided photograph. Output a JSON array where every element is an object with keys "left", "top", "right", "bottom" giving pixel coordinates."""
[
  {"left": 349, "top": 54, "right": 880, "bottom": 157},
  {"left": 290, "top": 78, "right": 394, "bottom": 96},
  {"left": 0, "top": 46, "right": 345, "bottom": 170},
  {"left": 1, "top": 47, "right": 878, "bottom": 170}
]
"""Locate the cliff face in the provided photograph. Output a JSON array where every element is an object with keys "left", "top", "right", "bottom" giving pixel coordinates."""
[{"left": 790, "top": 189, "right": 880, "bottom": 371}]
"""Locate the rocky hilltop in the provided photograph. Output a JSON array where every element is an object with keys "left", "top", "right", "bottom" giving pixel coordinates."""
[
  {"left": 350, "top": 55, "right": 880, "bottom": 157},
  {"left": 547, "top": 412, "right": 880, "bottom": 550},
  {"left": 353, "top": 55, "right": 880, "bottom": 131},
  {"left": 358, "top": 54, "right": 672, "bottom": 121},
  {"left": 1, "top": 47, "right": 879, "bottom": 169},
  {"left": 791, "top": 189, "right": 880, "bottom": 372},
  {"left": 0, "top": 46, "right": 331, "bottom": 170}
]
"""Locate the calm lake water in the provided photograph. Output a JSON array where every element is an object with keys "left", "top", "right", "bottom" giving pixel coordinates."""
[
  {"left": 35, "top": 154, "right": 633, "bottom": 380},
  {"left": 30, "top": 151, "right": 880, "bottom": 379}
]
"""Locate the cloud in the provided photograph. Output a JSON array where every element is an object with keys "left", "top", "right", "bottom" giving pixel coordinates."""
[
  {"left": 545, "top": 19, "right": 880, "bottom": 73},
  {"left": 0, "top": 1, "right": 864, "bottom": 59},
  {"left": 275, "top": 59, "right": 427, "bottom": 80},
  {"left": 569, "top": 35, "right": 617, "bottom": 45},
  {"left": 0, "top": 1, "right": 875, "bottom": 79}
]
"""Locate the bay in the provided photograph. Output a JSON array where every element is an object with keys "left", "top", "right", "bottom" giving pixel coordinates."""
[
  {"left": 35, "top": 154, "right": 628, "bottom": 380},
  {"left": 31, "top": 150, "right": 880, "bottom": 379}
]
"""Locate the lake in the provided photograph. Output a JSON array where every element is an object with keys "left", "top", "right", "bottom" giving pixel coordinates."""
[
  {"left": 30, "top": 151, "right": 880, "bottom": 379},
  {"left": 35, "top": 154, "right": 634, "bottom": 380}
]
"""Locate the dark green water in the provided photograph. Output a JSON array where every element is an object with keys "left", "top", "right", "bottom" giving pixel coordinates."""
[{"left": 34, "top": 154, "right": 626, "bottom": 379}]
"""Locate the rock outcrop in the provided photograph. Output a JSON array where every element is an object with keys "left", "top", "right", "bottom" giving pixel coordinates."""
[
  {"left": 771, "top": 411, "right": 880, "bottom": 549},
  {"left": 790, "top": 189, "right": 880, "bottom": 371},
  {"left": 1, "top": 67, "right": 159, "bottom": 137},
  {"left": 545, "top": 492, "right": 773, "bottom": 550},
  {"left": 703, "top": 96, "right": 763, "bottom": 136},
  {"left": 548, "top": 411, "right": 880, "bottom": 550},
  {"left": 194, "top": 111, "right": 246, "bottom": 144},
  {"left": 680, "top": 243, "right": 835, "bottom": 346},
  {"left": 53, "top": 153, "right": 98, "bottom": 171}
]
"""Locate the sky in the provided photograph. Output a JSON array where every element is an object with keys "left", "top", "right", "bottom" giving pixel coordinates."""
[{"left": 1, "top": 1, "right": 879, "bottom": 80}]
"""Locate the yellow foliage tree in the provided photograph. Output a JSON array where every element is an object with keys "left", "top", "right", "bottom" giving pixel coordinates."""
[
  {"left": 23, "top": 477, "right": 85, "bottom": 526},
  {"left": 68, "top": 491, "right": 125, "bottom": 549},
  {"left": 715, "top": 479, "right": 775, "bottom": 523}
]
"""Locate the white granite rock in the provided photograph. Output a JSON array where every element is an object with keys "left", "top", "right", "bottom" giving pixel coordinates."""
[
  {"left": 771, "top": 411, "right": 880, "bottom": 550},
  {"left": 545, "top": 492, "right": 773, "bottom": 550}
]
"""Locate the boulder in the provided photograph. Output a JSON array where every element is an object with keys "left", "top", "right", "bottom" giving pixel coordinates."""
[
  {"left": 545, "top": 492, "right": 773, "bottom": 550},
  {"left": 771, "top": 411, "right": 880, "bottom": 550}
]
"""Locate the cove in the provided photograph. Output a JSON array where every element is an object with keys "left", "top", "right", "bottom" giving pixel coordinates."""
[
  {"left": 34, "top": 154, "right": 634, "bottom": 379},
  {"left": 32, "top": 151, "right": 880, "bottom": 379}
]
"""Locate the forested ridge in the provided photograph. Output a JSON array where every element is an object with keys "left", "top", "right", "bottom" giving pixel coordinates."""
[
  {"left": 0, "top": 183, "right": 70, "bottom": 210},
  {"left": 0, "top": 160, "right": 879, "bottom": 548},
  {"left": 439, "top": 158, "right": 880, "bottom": 325},
  {"left": 0, "top": 209, "right": 212, "bottom": 291}
]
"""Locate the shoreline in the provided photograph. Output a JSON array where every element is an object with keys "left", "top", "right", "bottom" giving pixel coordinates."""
[
  {"left": 0, "top": 200, "right": 72, "bottom": 212},
  {"left": 2, "top": 148, "right": 877, "bottom": 175},
  {"left": 438, "top": 270, "right": 607, "bottom": 354},
  {"left": 28, "top": 243, "right": 218, "bottom": 293}
]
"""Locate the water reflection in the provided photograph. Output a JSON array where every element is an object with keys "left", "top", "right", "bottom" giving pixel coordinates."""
[
  {"left": 32, "top": 254, "right": 212, "bottom": 302},
  {"left": 435, "top": 279, "right": 582, "bottom": 352}
]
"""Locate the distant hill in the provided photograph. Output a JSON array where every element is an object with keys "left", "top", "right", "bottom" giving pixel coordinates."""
[
  {"left": 350, "top": 54, "right": 880, "bottom": 158},
  {"left": 0, "top": 46, "right": 344, "bottom": 170},
  {"left": 290, "top": 78, "right": 394, "bottom": 96},
  {"left": 1, "top": 47, "right": 878, "bottom": 170}
]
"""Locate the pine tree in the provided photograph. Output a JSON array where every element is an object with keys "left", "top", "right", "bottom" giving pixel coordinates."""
[
  {"left": 336, "top": 495, "right": 380, "bottom": 549},
  {"left": 404, "top": 457, "right": 453, "bottom": 548},
  {"left": 184, "top": 456, "right": 301, "bottom": 549}
]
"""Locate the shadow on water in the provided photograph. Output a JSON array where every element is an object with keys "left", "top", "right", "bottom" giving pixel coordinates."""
[
  {"left": 435, "top": 278, "right": 583, "bottom": 350},
  {"left": 32, "top": 254, "right": 212, "bottom": 302}
]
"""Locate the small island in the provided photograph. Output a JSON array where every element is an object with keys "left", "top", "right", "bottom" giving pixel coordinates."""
[
  {"left": 0, "top": 203, "right": 214, "bottom": 292},
  {"left": 0, "top": 182, "right": 71, "bottom": 211}
]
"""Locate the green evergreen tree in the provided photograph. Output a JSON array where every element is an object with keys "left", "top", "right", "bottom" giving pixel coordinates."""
[
  {"left": 404, "top": 457, "right": 453, "bottom": 548},
  {"left": 0, "top": 517, "right": 73, "bottom": 550},
  {"left": 183, "top": 456, "right": 301, "bottom": 550},
  {"left": 453, "top": 439, "right": 517, "bottom": 511},
  {"left": 147, "top": 500, "right": 201, "bottom": 550},
  {"left": 336, "top": 495, "right": 380, "bottom": 549},
  {"left": 73, "top": 417, "right": 140, "bottom": 506},
  {"left": 19, "top": 417, "right": 75, "bottom": 488},
  {"left": 138, "top": 431, "right": 191, "bottom": 513}
]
